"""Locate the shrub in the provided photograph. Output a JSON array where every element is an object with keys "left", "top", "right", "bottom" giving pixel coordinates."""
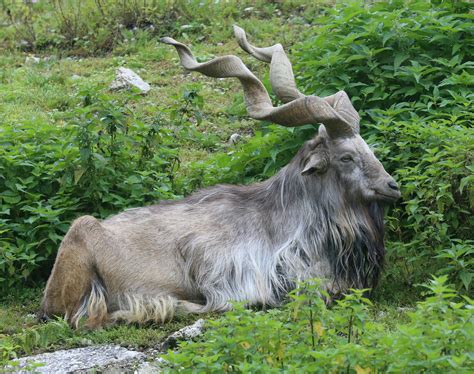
[
  {"left": 0, "top": 87, "right": 180, "bottom": 293},
  {"left": 295, "top": 0, "right": 473, "bottom": 122},
  {"left": 164, "top": 277, "right": 474, "bottom": 372}
]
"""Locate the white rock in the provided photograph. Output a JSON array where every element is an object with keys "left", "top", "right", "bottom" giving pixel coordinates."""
[
  {"left": 136, "top": 360, "right": 166, "bottom": 373},
  {"left": 25, "top": 56, "right": 40, "bottom": 64},
  {"left": 14, "top": 345, "right": 145, "bottom": 373},
  {"left": 110, "top": 67, "right": 151, "bottom": 94},
  {"left": 229, "top": 133, "right": 242, "bottom": 145},
  {"left": 161, "top": 319, "right": 205, "bottom": 350},
  {"left": 169, "top": 319, "right": 205, "bottom": 341}
]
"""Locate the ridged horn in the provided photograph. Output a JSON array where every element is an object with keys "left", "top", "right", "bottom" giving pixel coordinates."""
[
  {"left": 234, "top": 25, "right": 304, "bottom": 104},
  {"left": 161, "top": 36, "right": 356, "bottom": 138},
  {"left": 233, "top": 25, "right": 360, "bottom": 133}
]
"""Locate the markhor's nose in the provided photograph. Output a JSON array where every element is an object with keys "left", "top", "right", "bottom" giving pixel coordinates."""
[{"left": 388, "top": 181, "right": 399, "bottom": 191}]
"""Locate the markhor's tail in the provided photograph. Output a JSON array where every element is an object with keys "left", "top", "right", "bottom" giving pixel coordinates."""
[{"left": 71, "top": 277, "right": 108, "bottom": 328}]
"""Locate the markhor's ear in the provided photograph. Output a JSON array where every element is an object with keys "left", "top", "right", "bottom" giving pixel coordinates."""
[
  {"left": 301, "top": 152, "right": 329, "bottom": 176},
  {"left": 318, "top": 124, "right": 328, "bottom": 138}
]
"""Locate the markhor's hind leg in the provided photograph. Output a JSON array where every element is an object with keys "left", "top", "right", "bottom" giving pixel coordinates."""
[
  {"left": 107, "top": 298, "right": 211, "bottom": 325},
  {"left": 39, "top": 215, "right": 108, "bottom": 328},
  {"left": 177, "top": 300, "right": 209, "bottom": 314}
]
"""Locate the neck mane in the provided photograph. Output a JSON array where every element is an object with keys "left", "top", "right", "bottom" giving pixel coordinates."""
[{"left": 253, "top": 163, "right": 385, "bottom": 297}]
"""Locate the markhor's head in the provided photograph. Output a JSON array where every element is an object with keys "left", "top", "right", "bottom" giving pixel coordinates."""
[{"left": 298, "top": 125, "right": 400, "bottom": 204}]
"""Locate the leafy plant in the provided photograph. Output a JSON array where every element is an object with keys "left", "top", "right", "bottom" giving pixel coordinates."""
[
  {"left": 0, "top": 86, "right": 181, "bottom": 292},
  {"left": 436, "top": 240, "right": 474, "bottom": 291},
  {"left": 163, "top": 277, "right": 473, "bottom": 372},
  {"left": 295, "top": 0, "right": 473, "bottom": 122}
]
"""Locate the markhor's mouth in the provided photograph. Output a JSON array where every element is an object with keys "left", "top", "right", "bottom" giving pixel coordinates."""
[{"left": 373, "top": 190, "right": 401, "bottom": 201}]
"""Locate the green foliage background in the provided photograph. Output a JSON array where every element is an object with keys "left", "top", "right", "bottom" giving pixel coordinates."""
[{"left": 0, "top": 0, "right": 473, "bottom": 371}]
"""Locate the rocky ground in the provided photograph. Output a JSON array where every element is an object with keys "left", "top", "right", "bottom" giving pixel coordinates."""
[{"left": 12, "top": 320, "right": 205, "bottom": 373}]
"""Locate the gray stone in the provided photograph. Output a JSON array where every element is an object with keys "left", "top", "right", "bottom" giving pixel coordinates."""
[
  {"left": 110, "top": 67, "right": 151, "bottom": 94},
  {"left": 14, "top": 345, "right": 145, "bottom": 373},
  {"left": 135, "top": 360, "right": 165, "bottom": 373},
  {"left": 25, "top": 56, "right": 40, "bottom": 65},
  {"left": 160, "top": 319, "right": 205, "bottom": 350},
  {"left": 228, "top": 133, "right": 242, "bottom": 145}
]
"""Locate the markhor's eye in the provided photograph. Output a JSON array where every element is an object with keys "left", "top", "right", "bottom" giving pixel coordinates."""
[{"left": 340, "top": 155, "right": 353, "bottom": 162}]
